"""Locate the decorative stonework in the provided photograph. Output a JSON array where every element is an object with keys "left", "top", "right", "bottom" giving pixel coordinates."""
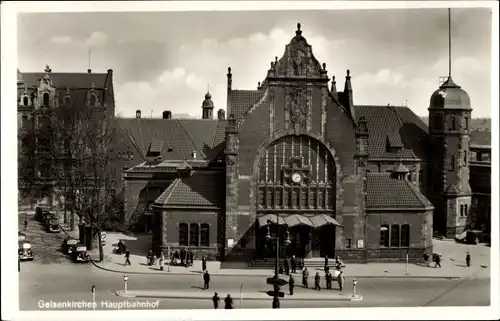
[{"left": 286, "top": 86, "right": 308, "bottom": 135}]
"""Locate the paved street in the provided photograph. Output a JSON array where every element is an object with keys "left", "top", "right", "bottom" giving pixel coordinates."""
[{"left": 19, "top": 261, "right": 490, "bottom": 310}]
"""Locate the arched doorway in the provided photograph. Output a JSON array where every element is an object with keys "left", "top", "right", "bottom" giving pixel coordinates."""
[{"left": 254, "top": 135, "right": 339, "bottom": 259}]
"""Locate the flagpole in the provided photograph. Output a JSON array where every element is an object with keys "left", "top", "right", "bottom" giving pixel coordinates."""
[{"left": 448, "top": 8, "right": 451, "bottom": 78}]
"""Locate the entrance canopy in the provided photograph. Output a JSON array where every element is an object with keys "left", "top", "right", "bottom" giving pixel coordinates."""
[{"left": 258, "top": 213, "right": 342, "bottom": 228}]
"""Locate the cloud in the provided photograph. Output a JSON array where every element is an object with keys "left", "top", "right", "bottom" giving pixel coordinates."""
[
  {"left": 85, "top": 31, "right": 109, "bottom": 47},
  {"left": 50, "top": 36, "right": 72, "bottom": 44}
]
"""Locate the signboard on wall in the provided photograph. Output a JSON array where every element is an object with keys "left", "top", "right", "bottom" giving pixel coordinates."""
[
  {"left": 357, "top": 239, "right": 364, "bottom": 249},
  {"left": 227, "top": 238, "right": 235, "bottom": 248}
]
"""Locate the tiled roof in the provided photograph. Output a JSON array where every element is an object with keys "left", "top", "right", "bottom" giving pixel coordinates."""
[
  {"left": 470, "top": 130, "right": 491, "bottom": 148},
  {"left": 354, "top": 105, "right": 424, "bottom": 160},
  {"left": 231, "top": 90, "right": 265, "bottom": 120},
  {"left": 20, "top": 72, "right": 108, "bottom": 89},
  {"left": 114, "top": 118, "right": 227, "bottom": 162},
  {"left": 366, "top": 173, "right": 433, "bottom": 209},
  {"left": 153, "top": 171, "right": 224, "bottom": 209},
  {"left": 392, "top": 163, "right": 409, "bottom": 173}
]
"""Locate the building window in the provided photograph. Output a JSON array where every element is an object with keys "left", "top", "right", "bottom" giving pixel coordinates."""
[
  {"left": 266, "top": 189, "right": 273, "bottom": 208},
  {"left": 345, "top": 239, "right": 352, "bottom": 249},
  {"left": 401, "top": 224, "right": 410, "bottom": 247},
  {"left": 42, "top": 93, "right": 50, "bottom": 106},
  {"left": 179, "top": 223, "right": 188, "bottom": 246},
  {"left": 23, "top": 96, "right": 29, "bottom": 106},
  {"left": 451, "top": 115, "right": 456, "bottom": 130},
  {"left": 258, "top": 188, "right": 265, "bottom": 208},
  {"left": 463, "top": 151, "right": 467, "bottom": 165},
  {"left": 460, "top": 205, "right": 464, "bottom": 217},
  {"left": 465, "top": 117, "right": 469, "bottom": 130},
  {"left": 450, "top": 155, "right": 455, "bottom": 171},
  {"left": 380, "top": 225, "right": 389, "bottom": 247},
  {"left": 200, "top": 223, "right": 210, "bottom": 247},
  {"left": 301, "top": 189, "right": 308, "bottom": 208},
  {"left": 464, "top": 204, "right": 468, "bottom": 217},
  {"left": 89, "top": 94, "right": 97, "bottom": 106},
  {"left": 275, "top": 189, "right": 282, "bottom": 208},
  {"left": 189, "top": 223, "right": 199, "bottom": 247},
  {"left": 390, "top": 225, "right": 400, "bottom": 247}
]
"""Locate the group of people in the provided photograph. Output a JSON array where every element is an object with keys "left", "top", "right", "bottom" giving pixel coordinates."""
[
  {"left": 423, "top": 251, "right": 473, "bottom": 268},
  {"left": 211, "top": 293, "right": 234, "bottom": 309},
  {"left": 170, "top": 248, "right": 195, "bottom": 267}
]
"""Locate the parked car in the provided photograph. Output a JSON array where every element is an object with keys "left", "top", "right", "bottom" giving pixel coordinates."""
[
  {"left": 46, "top": 219, "right": 61, "bottom": 233},
  {"left": 35, "top": 206, "right": 51, "bottom": 222},
  {"left": 18, "top": 241, "right": 34, "bottom": 261},
  {"left": 62, "top": 237, "right": 79, "bottom": 254},
  {"left": 72, "top": 245, "right": 90, "bottom": 263},
  {"left": 43, "top": 214, "right": 58, "bottom": 227}
]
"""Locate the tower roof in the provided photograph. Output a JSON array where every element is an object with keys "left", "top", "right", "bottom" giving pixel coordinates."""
[
  {"left": 202, "top": 92, "right": 214, "bottom": 109},
  {"left": 429, "top": 76, "right": 472, "bottom": 111}
]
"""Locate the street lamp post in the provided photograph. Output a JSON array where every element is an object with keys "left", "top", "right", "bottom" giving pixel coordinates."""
[
  {"left": 265, "top": 218, "right": 291, "bottom": 279},
  {"left": 91, "top": 285, "right": 96, "bottom": 311},
  {"left": 352, "top": 278, "right": 357, "bottom": 297},
  {"left": 123, "top": 274, "right": 129, "bottom": 293}
]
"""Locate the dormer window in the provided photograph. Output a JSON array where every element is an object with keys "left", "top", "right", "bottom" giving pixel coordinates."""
[
  {"left": 42, "top": 93, "right": 50, "bottom": 106},
  {"left": 89, "top": 94, "right": 97, "bottom": 107},
  {"left": 22, "top": 96, "right": 29, "bottom": 106}
]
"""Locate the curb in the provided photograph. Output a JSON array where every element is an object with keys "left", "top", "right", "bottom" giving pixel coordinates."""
[
  {"left": 115, "top": 290, "right": 363, "bottom": 302},
  {"left": 91, "top": 261, "right": 462, "bottom": 280}
]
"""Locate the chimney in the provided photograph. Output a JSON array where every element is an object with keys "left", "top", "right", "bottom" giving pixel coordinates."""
[
  {"left": 136, "top": 110, "right": 141, "bottom": 118},
  {"left": 163, "top": 111, "right": 172, "bottom": 119},
  {"left": 87, "top": 69, "right": 92, "bottom": 74},
  {"left": 227, "top": 67, "right": 232, "bottom": 116},
  {"left": 217, "top": 109, "right": 226, "bottom": 120},
  {"left": 192, "top": 151, "right": 197, "bottom": 159}
]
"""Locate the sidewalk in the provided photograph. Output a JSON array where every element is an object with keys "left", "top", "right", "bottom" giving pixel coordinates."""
[
  {"left": 92, "top": 233, "right": 490, "bottom": 279},
  {"left": 115, "top": 290, "right": 362, "bottom": 301}
]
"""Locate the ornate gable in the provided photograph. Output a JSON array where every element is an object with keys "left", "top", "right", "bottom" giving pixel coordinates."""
[
  {"left": 35, "top": 65, "right": 57, "bottom": 109},
  {"left": 273, "top": 23, "right": 327, "bottom": 79}
]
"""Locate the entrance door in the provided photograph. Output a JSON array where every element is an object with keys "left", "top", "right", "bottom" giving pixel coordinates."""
[{"left": 311, "top": 227, "right": 335, "bottom": 258}]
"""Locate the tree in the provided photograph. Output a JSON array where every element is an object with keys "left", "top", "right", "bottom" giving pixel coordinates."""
[{"left": 45, "top": 98, "right": 125, "bottom": 262}]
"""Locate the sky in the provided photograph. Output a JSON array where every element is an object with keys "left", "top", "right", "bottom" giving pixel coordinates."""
[{"left": 17, "top": 7, "right": 493, "bottom": 118}]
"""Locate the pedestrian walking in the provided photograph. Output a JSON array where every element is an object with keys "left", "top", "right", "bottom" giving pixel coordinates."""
[
  {"left": 203, "top": 270, "right": 211, "bottom": 290},
  {"left": 187, "top": 249, "right": 193, "bottom": 267},
  {"left": 288, "top": 274, "right": 295, "bottom": 295},
  {"left": 212, "top": 292, "right": 220, "bottom": 309},
  {"left": 325, "top": 271, "right": 332, "bottom": 290},
  {"left": 302, "top": 267, "right": 309, "bottom": 288},
  {"left": 423, "top": 253, "right": 430, "bottom": 267},
  {"left": 24, "top": 214, "right": 28, "bottom": 230},
  {"left": 202, "top": 256, "right": 207, "bottom": 272},
  {"left": 272, "top": 295, "right": 280, "bottom": 309},
  {"left": 284, "top": 257, "right": 290, "bottom": 275},
  {"left": 159, "top": 252, "right": 164, "bottom": 271},
  {"left": 314, "top": 272, "right": 321, "bottom": 291},
  {"left": 291, "top": 255, "right": 297, "bottom": 273},
  {"left": 466, "top": 252, "right": 471, "bottom": 267},
  {"left": 224, "top": 294, "right": 233, "bottom": 309},
  {"left": 337, "top": 270, "right": 345, "bottom": 291},
  {"left": 124, "top": 250, "right": 131, "bottom": 266},
  {"left": 180, "top": 248, "right": 186, "bottom": 266},
  {"left": 434, "top": 254, "right": 441, "bottom": 268},
  {"left": 324, "top": 255, "right": 329, "bottom": 271}
]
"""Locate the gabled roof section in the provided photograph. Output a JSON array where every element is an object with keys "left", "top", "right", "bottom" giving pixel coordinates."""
[
  {"left": 355, "top": 105, "right": 424, "bottom": 160},
  {"left": 231, "top": 90, "right": 265, "bottom": 120},
  {"left": 116, "top": 118, "right": 227, "bottom": 163},
  {"left": 153, "top": 171, "right": 224, "bottom": 209},
  {"left": 366, "top": 173, "right": 433, "bottom": 210}
]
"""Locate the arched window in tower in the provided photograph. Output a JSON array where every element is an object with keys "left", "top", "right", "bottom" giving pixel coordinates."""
[
  {"left": 451, "top": 115, "right": 456, "bottom": 130},
  {"left": 256, "top": 135, "right": 335, "bottom": 211},
  {"left": 42, "top": 93, "right": 50, "bottom": 106},
  {"left": 23, "top": 96, "right": 29, "bottom": 106},
  {"left": 89, "top": 94, "right": 97, "bottom": 107},
  {"left": 433, "top": 114, "right": 443, "bottom": 130},
  {"left": 390, "top": 224, "right": 400, "bottom": 247}
]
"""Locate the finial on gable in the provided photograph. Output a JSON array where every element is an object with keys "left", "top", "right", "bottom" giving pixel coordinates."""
[
  {"left": 346, "top": 69, "right": 351, "bottom": 78},
  {"left": 91, "top": 82, "right": 95, "bottom": 89},
  {"left": 44, "top": 65, "right": 51, "bottom": 73},
  {"left": 296, "top": 23, "right": 302, "bottom": 36}
]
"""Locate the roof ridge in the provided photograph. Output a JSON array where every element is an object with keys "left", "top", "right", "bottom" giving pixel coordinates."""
[
  {"left": 178, "top": 119, "right": 207, "bottom": 159},
  {"left": 405, "top": 179, "right": 433, "bottom": 208},
  {"left": 390, "top": 106, "right": 417, "bottom": 159},
  {"left": 115, "top": 118, "right": 146, "bottom": 161},
  {"left": 164, "top": 178, "right": 181, "bottom": 204}
]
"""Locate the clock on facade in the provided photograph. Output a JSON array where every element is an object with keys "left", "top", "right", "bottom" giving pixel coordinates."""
[{"left": 291, "top": 172, "right": 302, "bottom": 184}]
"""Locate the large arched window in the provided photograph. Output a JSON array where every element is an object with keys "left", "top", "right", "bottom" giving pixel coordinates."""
[
  {"left": 179, "top": 223, "right": 188, "bottom": 246},
  {"left": 189, "top": 223, "right": 199, "bottom": 247},
  {"left": 42, "top": 93, "right": 50, "bottom": 106},
  {"left": 401, "top": 224, "right": 410, "bottom": 247},
  {"left": 200, "top": 223, "right": 210, "bottom": 247},
  {"left": 257, "top": 135, "right": 335, "bottom": 211},
  {"left": 380, "top": 225, "right": 389, "bottom": 247},
  {"left": 390, "top": 224, "right": 400, "bottom": 247}
]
